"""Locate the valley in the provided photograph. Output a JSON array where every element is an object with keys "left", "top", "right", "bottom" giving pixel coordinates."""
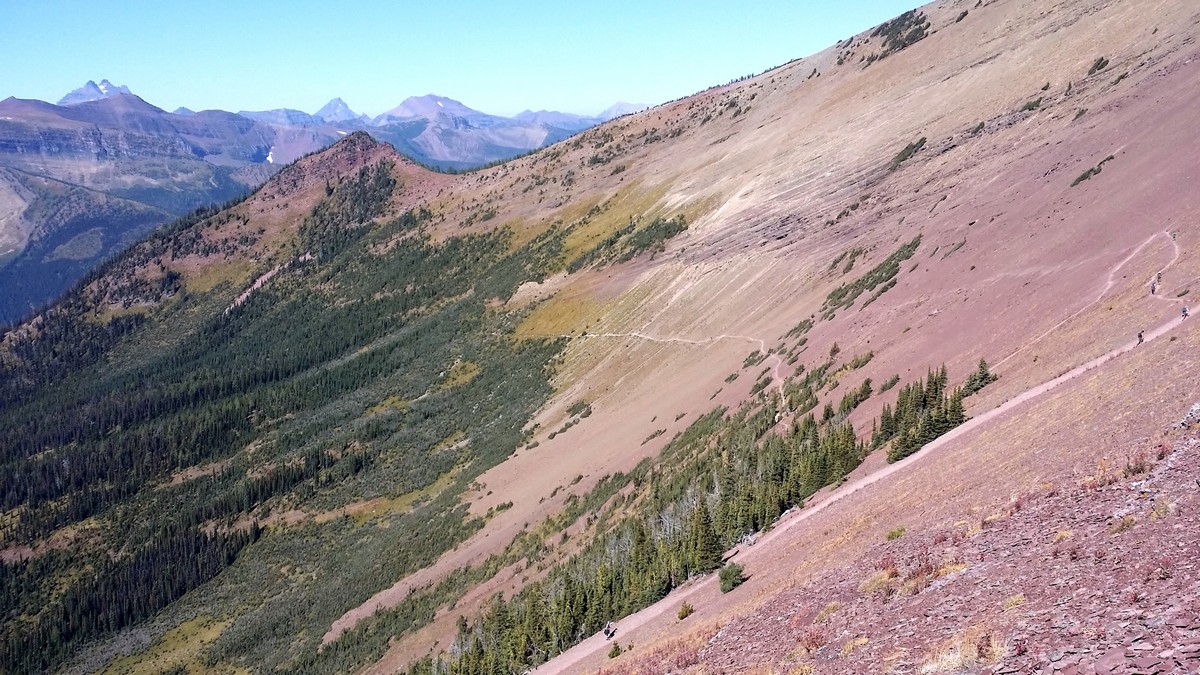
[{"left": 1, "top": 0, "right": 1198, "bottom": 673}]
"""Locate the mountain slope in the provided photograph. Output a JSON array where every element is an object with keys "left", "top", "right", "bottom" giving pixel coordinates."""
[
  {"left": 0, "top": 94, "right": 347, "bottom": 322},
  {"left": 0, "top": 167, "right": 170, "bottom": 319},
  {"left": 2, "top": 0, "right": 1198, "bottom": 673}
]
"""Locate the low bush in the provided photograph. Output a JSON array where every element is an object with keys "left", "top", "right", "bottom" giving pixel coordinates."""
[{"left": 718, "top": 562, "right": 746, "bottom": 593}]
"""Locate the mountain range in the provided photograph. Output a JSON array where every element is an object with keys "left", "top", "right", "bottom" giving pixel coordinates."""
[
  {"left": 5, "top": 0, "right": 1196, "bottom": 672},
  {"left": 0, "top": 83, "right": 639, "bottom": 322}
]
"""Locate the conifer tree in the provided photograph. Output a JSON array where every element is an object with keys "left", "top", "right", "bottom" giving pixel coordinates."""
[{"left": 689, "top": 498, "right": 722, "bottom": 573}]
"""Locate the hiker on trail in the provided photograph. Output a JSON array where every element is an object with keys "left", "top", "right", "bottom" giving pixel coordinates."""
[
  {"left": 1183, "top": 306, "right": 1190, "bottom": 319},
  {"left": 1138, "top": 331, "right": 1144, "bottom": 345},
  {"left": 604, "top": 622, "right": 615, "bottom": 639},
  {"left": 1151, "top": 283, "right": 1157, "bottom": 295}
]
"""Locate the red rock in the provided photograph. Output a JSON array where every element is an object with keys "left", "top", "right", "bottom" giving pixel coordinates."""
[{"left": 1094, "top": 647, "right": 1128, "bottom": 673}]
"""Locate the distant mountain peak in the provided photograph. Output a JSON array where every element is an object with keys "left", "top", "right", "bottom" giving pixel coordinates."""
[
  {"left": 58, "top": 79, "right": 133, "bottom": 106},
  {"left": 598, "top": 101, "right": 648, "bottom": 121},
  {"left": 314, "top": 97, "right": 367, "bottom": 123},
  {"left": 376, "top": 94, "right": 482, "bottom": 122}
]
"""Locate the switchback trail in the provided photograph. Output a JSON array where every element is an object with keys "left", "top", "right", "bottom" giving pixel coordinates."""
[
  {"left": 996, "top": 230, "right": 1179, "bottom": 369},
  {"left": 535, "top": 298, "right": 1191, "bottom": 675}
]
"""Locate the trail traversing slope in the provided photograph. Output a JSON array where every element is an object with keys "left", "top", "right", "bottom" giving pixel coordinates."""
[
  {"left": 569, "top": 330, "right": 789, "bottom": 399},
  {"left": 995, "top": 231, "right": 1179, "bottom": 369},
  {"left": 534, "top": 251, "right": 1193, "bottom": 675}
]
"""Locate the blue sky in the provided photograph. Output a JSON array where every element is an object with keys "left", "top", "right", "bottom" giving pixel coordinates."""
[{"left": 2, "top": 1, "right": 921, "bottom": 117}]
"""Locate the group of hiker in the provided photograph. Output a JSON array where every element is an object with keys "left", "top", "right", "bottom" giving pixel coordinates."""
[{"left": 1139, "top": 270, "right": 1189, "bottom": 345}]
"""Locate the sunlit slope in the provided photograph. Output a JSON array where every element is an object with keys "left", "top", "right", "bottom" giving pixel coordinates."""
[{"left": 0, "top": 0, "right": 1197, "bottom": 673}]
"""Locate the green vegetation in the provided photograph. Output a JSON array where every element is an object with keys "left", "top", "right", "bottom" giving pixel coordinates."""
[
  {"left": 677, "top": 602, "right": 695, "bottom": 620},
  {"left": 1071, "top": 154, "right": 1116, "bottom": 187},
  {"left": 874, "top": 366, "right": 982, "bottom": 463},
  {"left": 942, "top": 239, "right": 967, "bottom": 260},
  {"left": 879, "top": 374, "right": 901, "bottom": 392},
  {"left": 823, "top": 236, "right": 921, "bottom": 316},
  {"left": 962, "top": 359, "right": 999, "bottom": 396},
  {"left": 719, "top": 563, "right": 747, "bottom": 593},
  {"left": 566, "top": 215, "right": 687, "bottom": 272},
  {"left": 566, "top": 400, "right": 593, "bottom": 418},
  {"left": 1020, "top": 98, "right": 1043, "bottom": 112},
  {"left": 970, "top": 121, "right": 986, "bottom": 134},
  {"left": 886, "top": 526, "right": 907, "bottom": 540},
  {"left": 891, "top": 137, "right": 927, "bottom": 168},
  {"left": 0, "top": 159, "right": 570, "bottom": 673},
  {"left": 865, "top": 10, "right": 930, "bottom": 65},
  {"left": 829, "top": 246, "right": 866, "bottom": 274},
  {"left": 1073, "top": 108, "right": 1088, "bottom": 121},
  {"left": 1088, "top": 56, "right": 1110, "bottom": 76},
  {"left": 402, "top": 344, "right": 881, "bottom": 674},
  {"left": 785, "top": 318, "right": 814, "bottom": 339}
]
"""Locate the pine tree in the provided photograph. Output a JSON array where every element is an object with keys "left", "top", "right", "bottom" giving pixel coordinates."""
[{"left": 689, "top": 498, "right": 722, "bottom": 573}]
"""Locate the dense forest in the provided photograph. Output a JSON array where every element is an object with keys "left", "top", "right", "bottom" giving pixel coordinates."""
[{"left": 0, "top": 159, "right": 569, "bottom": 672}]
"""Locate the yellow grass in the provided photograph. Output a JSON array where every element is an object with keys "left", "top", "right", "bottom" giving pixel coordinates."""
[
  {"left": 102, "top": 616, "right": 241, "bottom": 675},
  {"left": 1107, "top": 515, "right": 1136, "bottom": 535},
  {"left": 184, "top": 258, "right": 255, "bottom": 294},
  {"left": 514, "top": 289, "right": 607, "bottom": 339},
  {"left": 841, "top": 636, "right": 869, "bottom": 658},
  {"left": 859, "top": 568, "right": 898, "bottom": 595},
  {"left": 344, "top": 464, "right": 463, "bottom": 525},
  {"left": 813, "top": 600, "right": 841, "bottom": 624},
  {"left": 559, "top": 181, "right": 670, "bottom": 262},
  {"left": 436, "top": 361, "right": 480, "bottom": 391},
  {"left": 367, "top": 393, "right": 411, "bottom": 415},
  {"left": 919, "top": 626, "right": 1004, "bottom": 673},
  {"left": 1002, "top": 594, "right": 1026, "bottom": 611},
  {"left": 92, "top": 303, "right": 151, "bottom": 324},
  {"left": 934, "top": 562, "right": 970, "bottom": 578}
]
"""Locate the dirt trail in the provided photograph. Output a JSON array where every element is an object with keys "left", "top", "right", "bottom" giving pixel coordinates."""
[
  {"left": 995, "top": 231, "right": 1178, "bottom": 369},
  {"left": 534, "top": 275, "right": 1192, "bottom": 675},
  {"left": 572, "top": 331, "right": 788, "bottom": 399}
]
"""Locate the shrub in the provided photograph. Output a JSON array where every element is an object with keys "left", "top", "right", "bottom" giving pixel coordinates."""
[
  {"left": 891, "top": 137, "right": 927, "bottom": 167},
  {"left": 1070, "top": 155, "right": 1115, "bottom": 187},
  {"left": 719, "top": 562, "right": 746, "bottom": 593},
  {"left": 677, "top": 602, "right": 695, "bottom": 620},
  {"left": 1123, "top": 450, "right": 1149, "bottom": 477},
  {"left": 1108, "top": 515, "right": 1135, "bottom": 535},
  {"left": 608, "top": 643, "right": 623, "bottom": 658},
  {"left": 1088, "top": 56, "right": 1110, "bottom": 76},
  {"left": 886, "top": 526, "right": 906, "bottom": 540},
  {"left": 1020, "top": 98, "right": 1043, "bottom": 112},
  {"left": 813, "top": 601, "right": 841, "bottom": 624},
  {"left": 796, "top": 625, "right": 829, "bottom": 655}
]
